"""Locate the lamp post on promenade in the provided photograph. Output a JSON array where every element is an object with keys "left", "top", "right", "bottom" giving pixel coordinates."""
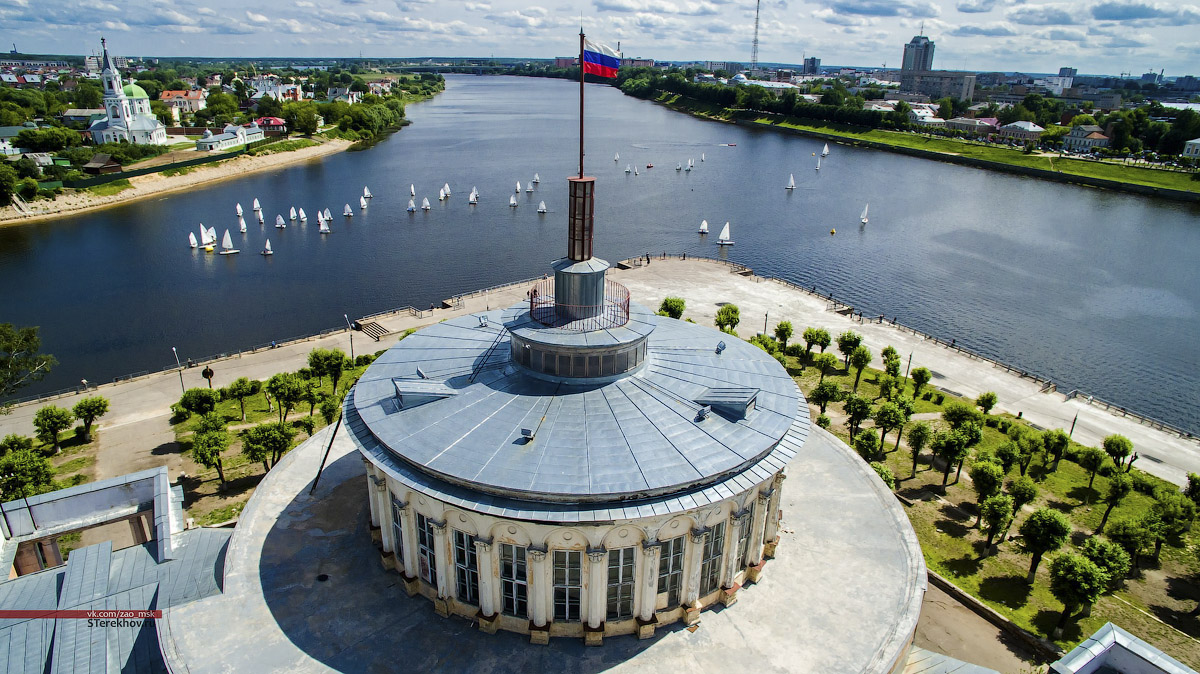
[{"left": 172, "top": 347, "right": 185, "bottom": 394}]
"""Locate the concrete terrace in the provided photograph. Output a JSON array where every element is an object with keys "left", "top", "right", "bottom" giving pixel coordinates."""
[{"left": 2, "top": 257, "right": 1196, "bottom": 487}]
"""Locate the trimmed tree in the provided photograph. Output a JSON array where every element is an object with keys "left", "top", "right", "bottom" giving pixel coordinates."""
[
  {"left": 1106, "top": 517, "right": 1153, "bottom": 571},
  {"left": 1043, "top": 428, "right": 1070, "bottom": 471},
  {"left": 809, "top": 381, "right": 841, "bottom": 414},
  {"left": 909, "top": 367, "right": 932, "bottom": 398},
  {"left": 226, "top": 377, "right": 257, "bottom": 421},
  {"left": 32, "top": 405, "right": 74, "bottom": 453},
  {"left": 0, "top": 434, "right": 34, "bottom": 455},
  {"left": 1102, "top": 434, "right": 1133, "bottom": 471},
  {"left": 970, "top": 461, "right": 1005, "bottom": 527},
  {"left": 319, "top": 395, "right": 341, "bottom": 427},
  {"left": 242, "top": 421, "right": 296, "bottom": 470},
  {"left": 995, "top": 441, "right": 1020, "bottom": 475},
  {"left": 191, "top": 424, "right": 230, "bottom": 487},
  {"left": 0, "top": 449, "right": 53, "bottom": 499},
  {"left": 836, "top": 331, "right": 862, "bottom": 368},
  {"left": 266, "top": 373, "right": 305, "bottom": 423},
  {"left": 1002, "top": 475, "right": 1038, "bottom": 542},
  {"left": 1019, "top": 508, "right": 1071, "bottom": 583},
  {"left": 802, "top": 327, "right": 828, "bottom": 357},
  {"left": 849, "top": 344, "right": 872, "bottom": 392},
  {"left": 975, "top": 391, "right": 998, "bottom": 415},
  {"left": 931, "top": 431, "right": 968, "bottom": 486},
  {"left": 714, "top": 304, "right": 740, "bottom": 333},
  {"left": 907, "top": 421, "right": 932, "bottom": 478},
  {"left": 869, "top": 462, "right": 895, "bottom": 489},
  {"left": 1095, "top": 472, "right": 1132, "bottom": 535},
  {"left": 942, "top": 401, "right": 984, "bottom": 431},
  {"left": 812, "top": 352, "right": 839, "bottom": 384},
  {"left": 1080, "top": 537, "right": 1131, "bottom": 592},
  {"left": 72, "top": 396, "right": 109, "bottom": 442},
  {"left": 854, "top": 428, "right": 880, "bottom": 462},
  {"left": 180, "top": 387, "right": 221, "bottom": 417},
  {"left": 658, "top": 296, "right": 685, "bottom": 319},
  {"left": 981, "top": 494, "right": 1014, "bottom": 552},
  {"left": 1049, "top": 553, "right": 1108, "bottom": 636},
  {"left": 873, "top": 401, "right": 905, "bottom": 453},
  {"left": 1015, "top": 429, "right": 1043, "bottom": 477},
  {"left": 841, "top": 394, "right": 873, "bottom": 439},
  {"left": 1149, "top": 489, "right": 1197, "bottom": 561},
  {"left": 1077, "top": 446, "right": 1108, "bottom": 499},
  {"left": 773, "top": 321, "right": 793, "bottom": 351}
]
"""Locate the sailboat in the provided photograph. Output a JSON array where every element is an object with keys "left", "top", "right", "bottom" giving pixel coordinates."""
[
  {"left": 410, "top": 184, "right": 416, "bottom": 197},
  {"left": 238, "top": 215, "right": 247, "bottom": 233},
  {"left": 252, "top": 198, "right": 261, "bottom": 212},
  {"left": 701, "top": 152, "right": 705, "bottom": 162},
  {"left": 698, "top": 219, "right": 708, "bottom": 234},
  {"left": 235, "top": 202, "right": 243, "bottom": 217},
  {"left": 360, "top": 195, "right": 368, "bottom": 209},
  {"left": 822, "top": 143, "right": 830, "bottom": 157},
  {"left": 515, "top": 181, "right": 521, "bottom": 193},
  {"left": 526, "top": 181, "right": 533, "bottom": 192},
  {"left": 275, "top": 215, "right": 286, "bottom": 228},
  {"left": 323, "top": 208, "right": 332, "bottom": 220},
  {"left": 421, "top": 197, "right": 431, "bottom": 211},
  {"left": 207, "top": 226, "right": 217, "bottom": 244},
  {"left": 676, "top": 163, "right": 682, "bottom": 171},
  {"left": 364, "top": 186, "right": 373, "bottom": 199},
  {"left": 860, "top": 204, "right": 869, "bottom": 225},
  {"left": 634, "top": 167, "right": 639, "bottom": 175},
  {"left": 625, "top": 164, "right": 631, "bottom": 174},
  {"left": 188, "top": 232, "right": 198, "bottom": 248},
  {"left": 472, "top": 186, "right": 479, "bottom": 199},
  {"left": 407, "top": 199, "right": 416, "bottom": 212},
  {"left": 261, "top": 238, "right": 273, "bottom": 256},
  {"left": 438, "top": 188, "right": 446, "bottom": 202},
  {"left": 298, "top": 208, "right": 307, "bottom": 221},
  {"left": 614, "top": 152, "right": 619, "bottom": 161},
  {"left": 198, "top": 225, "right": 210, "bottom": 245},
  {"left": 319, "top": 218, "right": 331, "bottom": 234},
  {"left": 443, "top": 183, "right": 451, "bottom": 196},
  {"left": 289, "top": 207, "right": 297, "bottom": 221},
  {"left": 509, "top": 195, "right": 518, "bottom": 208},
  {"left": 343, "top": 203, "right": 354, "bottom": 217},
  {"left": 537, "top": 201, "right": 547, "bottom": 213},
  {"left": 219, "top": 229, "right": 239, "bottom": 255},
  {"left": 815, "top": 157, "right": 821, "bottom": 171},
  {"left": 256, "top": 211, "right": 264, "bottom": 224},
  {"left": 468, "top": 192, "right": 477, "bottom": 205},
  {"left": 532, "top": 173, "right": 540, "bottom": 184},
  {"left": 717, "top": 222, "right": 734, "bottom": 246},
  {"left": 786, "top": 174, "right": 796, "bottom": 190}
]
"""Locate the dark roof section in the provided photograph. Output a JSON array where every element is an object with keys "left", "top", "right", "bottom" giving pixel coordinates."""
[{"left": 81, "top": 153, "right": 119, "bottom": 169}]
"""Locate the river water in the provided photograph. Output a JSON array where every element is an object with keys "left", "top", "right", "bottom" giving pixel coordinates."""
[{"left": 2, "top": 75, "right": 1198, "bottom": 431}]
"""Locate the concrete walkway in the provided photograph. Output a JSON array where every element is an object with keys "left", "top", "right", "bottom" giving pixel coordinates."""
[{"left": 3, "top": 257, "right": 1196, "bottom": 485}]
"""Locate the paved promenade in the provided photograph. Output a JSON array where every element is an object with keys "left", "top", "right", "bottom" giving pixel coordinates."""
[{"left": 3, "top": 257, "right": 1197, "bottom": 486}]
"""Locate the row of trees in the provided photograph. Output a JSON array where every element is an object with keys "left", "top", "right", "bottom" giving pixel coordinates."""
[{"left": 0, "top": 395, "right": 109, "bottom": 500}]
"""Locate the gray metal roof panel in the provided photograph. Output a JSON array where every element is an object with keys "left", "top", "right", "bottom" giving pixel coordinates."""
[{"left": 57, "top": 540, "right": 111, "bottom": 609}]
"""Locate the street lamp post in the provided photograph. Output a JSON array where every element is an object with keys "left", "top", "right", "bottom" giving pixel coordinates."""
[
  {"left": 172, "top": 347, "right": 185, "bottom": 394},
  {"left": 343, "top": 314, "right": 355, "bottom": 361}
]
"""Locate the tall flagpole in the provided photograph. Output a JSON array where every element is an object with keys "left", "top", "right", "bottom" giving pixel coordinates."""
[{"left": 579, "top": 29, "right": 585, "bottom": 178}]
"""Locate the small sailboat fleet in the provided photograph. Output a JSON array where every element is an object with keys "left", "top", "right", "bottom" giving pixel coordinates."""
[
  {"left": 443, "top": 183, "right": 451, "bottom": 197},
  {"left": 438, "top": 187, "right": 446, "bottom": 202},
  {"left": 359, "top": 195, "right": 368, "bottom": 209},
  {"left": 235, "top": 202, "right": 243, "bottom": 217},
  {"left": 238, "top": 215, "right": 247, "bottom": 233},
  {"left": 319, "top": 217, "right": 331, "bottom": 234},
  {"left": 256, "top": 210, "right": 265, "bottom": 224},
  {"left": 252, "top": 198, "right": 261, "bottom": 212},
  {"left": 509, "top": 194, "right": 518, "bottom": 208},
  {"left": 537, "top": 201, "right": 547, "bottom": 213},
  {"left": 188, "top": 232, "right": 198, "bottom": 248},
  {"left": 407, "top": 199, "right": 416, "bottom": 212},
  {"left": 298, "top": 208, "right": 307, "bottom": 222},
  {"left": 786, "top": 174, "right": 796, "bottom": 190},
  {"left": 685, "top": 158, "right": 694, "bottom": 172},
  {"left": 261, "top": 238, "right": 273, "bottom": 256},
  {"left": 276, "top": 214, "right": 286, "bottom": 228},
  {"left": 323, "top": 208, "right": 332, "bottom": 220},
  {"left": 822, "top": 143, "right": 830, "bottom": 157},
  {"left": 698, "top": 219, "right": 708, "bottom": 234},
  {"left": 422, "top": 197, "right": 431, "bottom": 211},
  {"left": 343, "top": 203, "right": 354, "bottom": 217},
  {"left": 860, "top": 203, "right": 869, "bottom": 225},
  {"left": 219, "top": 229, "right": 239, "bottom": 255},
  {"left": 717, "top": 222, "right": 734, "bottom": 246},
  {"left": 532, "top": 173, "right": 540, "bottom": 184},
  {"left": 289, "top": 206, "right": 297, "bottom": 221},
  {"left": 364, "top": 186, "right": 373, "bottom": 199},
  {"left": 515, "top": 180, "right": 522, "bottom": 193},
  {"left": 197, "top": 224, "right": 216, "bottom": 251}
]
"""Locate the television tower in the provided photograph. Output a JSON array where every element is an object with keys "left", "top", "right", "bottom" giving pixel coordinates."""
[{"left": 750, "top": 0, "right": 761, "bottom": 73}]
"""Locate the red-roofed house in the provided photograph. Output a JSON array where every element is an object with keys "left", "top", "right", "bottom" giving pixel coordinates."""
[
  {"left": 254, "top": 117, "right": 287, "bottom": 132},
  {"left": 161, "top": 89, "right": 207, "bottom": 113}
]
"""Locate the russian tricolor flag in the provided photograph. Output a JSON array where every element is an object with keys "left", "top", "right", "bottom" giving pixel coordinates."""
[{"left": 583, "top": 40, "right": 621, "bottom": 78}]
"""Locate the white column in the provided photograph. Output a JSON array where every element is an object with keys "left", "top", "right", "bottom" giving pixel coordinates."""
[
  {"left": 639, "top": 542, "right": 661, "bottom": 621},
  {"left": 763, "top": 474, "right": 786, "bottom": 547},
  {"left": 364, "top": 461, "right": 380, "bottom": 527},
  {"left": 747, "top": 491, "right": 770, "bottom": 567},
  {"left": 528, "top": 547, "right": 549, "bottom": 627},
  {"left": 684, "top": 528, "right": 706, "bottom": 605},
  {"left": 399, "top": 509, "right": 417, "bottom": 578},
  {"left": 376, "top": 478, "right": 394, "bottom": 553},
  {"left": 475, "top": 539, "right": 495, "bottom": 616},
  {"left": 721, "top": 515, "right": 746, "bottom": 587},
  {"left": 586, "top": 548, "right": 607, "bottom": 629},
  {"left": 431, "top": 519, "right": 450, "bottom": 598}
]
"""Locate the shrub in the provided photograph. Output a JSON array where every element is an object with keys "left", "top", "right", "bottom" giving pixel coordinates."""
[
  {"left": 815, "top": 414, "right": 831, "bottom": 429},
  {"left": 921, "top": 391, "right": 932, "bottom": 401},
  {"left": 354, "top": 354, "right": 376, "bottom": 366},
  {"left": 985, "top": 418, "right": 998, "bottom": 428},
  {"left": 869, "top": 462, "right": 896, "bottom": 489},
  {"left": 658, "top": 296, "right": 685, "bottom": 319},
  {"left": 1130, "top": 471, "right": 1157, "bottom": 495},
  {"left": 934, "top": 393, "right": 945, "bottom": 404}
]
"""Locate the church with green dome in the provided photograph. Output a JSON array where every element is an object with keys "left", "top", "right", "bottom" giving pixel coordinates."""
[{"left": 88, "top": 38, "right": 167, "bottom": 146}]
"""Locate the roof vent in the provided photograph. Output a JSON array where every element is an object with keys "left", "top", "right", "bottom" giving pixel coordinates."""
[
  {"left": 696, "top": 405, "right": 712, "bottom": 422},
  {"left": 715, "top": 340, "right": 726, "bottom": 355},
  {"left": 520, "top": 428, "right": 536, "bottom": 440},
  {"left": 478, "top": 315, "right": 489, "bottom": 328},
  {"left": 693, "top": 387, "right": 759, "bottom": 420},
  {"left": 415, "top": 366, "right": 428, "bottom": 379},
  {"left": 392, "top": 378, "right": 458, "bottom": 410}
]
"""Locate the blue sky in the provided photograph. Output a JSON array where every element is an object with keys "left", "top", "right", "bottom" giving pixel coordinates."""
[{"left": 4, "top": 0, "right": 1198, "bottom": 76}]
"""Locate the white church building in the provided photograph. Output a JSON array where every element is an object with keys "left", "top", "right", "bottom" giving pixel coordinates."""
[{"left": 88, "top": 38, "right": 167, "bottom": 146}]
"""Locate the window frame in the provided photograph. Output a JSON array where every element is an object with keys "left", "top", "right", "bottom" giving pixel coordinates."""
[
  {"left": 499, "top": 543, "right": 528, "bottom": 618},
  {"left": 552, "top": 550, "right": 583, "bottom": 623},
  {"left": 700, "top": 522, "right": 726, "bottom": 596},
  {"left": 657, "top": 536, "right": 685, "bottom": 607},
  {"left": 452, "top": 529, "right": 479, "bottom": 606},
  {"left": 607, "top": 546, "right": 636, "bottom": 621},
  {"left": 416, "top": 513, "right": 438, "bottom": 586}
]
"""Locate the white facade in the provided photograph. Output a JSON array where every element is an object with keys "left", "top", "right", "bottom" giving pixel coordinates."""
[
  {"left": 195, "top": 123, "right": 264, "bottom": 151},
  {"left": 1183, "top": 138, "right": 1200, "bottom": 158},
  {"left": 87, "top": 39, "right": 166, "bottom": 146},
  {"left": 365, "top": 459, "right": 784, "bottom": 639}
]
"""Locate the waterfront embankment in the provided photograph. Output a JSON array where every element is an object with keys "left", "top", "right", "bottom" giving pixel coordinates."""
[
  {"left": 0, "top": 137, "right": 354, "bottom": 227},
  {"left": 2, "top": 257, "right": 1196, "bottom": 488}
]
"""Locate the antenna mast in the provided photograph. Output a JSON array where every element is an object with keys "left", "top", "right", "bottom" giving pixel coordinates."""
[{"left": 750, "top": 0, "right": 761, "bottom": 73}]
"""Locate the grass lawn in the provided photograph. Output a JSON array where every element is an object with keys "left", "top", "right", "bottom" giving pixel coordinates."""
[
  {"left": 247, "top": 138, "right": 319, "bottom": 156},
  {"left": 86, "top": 179, "right": 133, "bottom": 197}
]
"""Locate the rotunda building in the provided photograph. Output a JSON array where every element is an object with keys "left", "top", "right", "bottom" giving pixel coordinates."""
[{"left": 345, "top": 176, "right": 807, "bottom": 644}]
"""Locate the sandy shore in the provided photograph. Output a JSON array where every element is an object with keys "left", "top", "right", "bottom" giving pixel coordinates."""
[{"left": 0, "top": 137, "right": 354, "bottom": 227}]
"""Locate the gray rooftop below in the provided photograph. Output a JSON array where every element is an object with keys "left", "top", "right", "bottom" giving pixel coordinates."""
[{"left": 350, "top": 307, "right": 804, "bottom": 504}]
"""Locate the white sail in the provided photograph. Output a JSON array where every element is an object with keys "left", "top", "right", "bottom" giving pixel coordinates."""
[
  {"left": 289, "top": 207, "right": 297, "bottom": 220},
  {"left": 235, "top": 202, "right": 243, "bottom": 216},
  {"left": 537, "top": 201, "right": 547, "bottom": 213},
  {"left": 364, "top": 186, "right": 372, "bottom": 198},
  {"left": 408, "top": 199, "right": 416, "bottom": 212},
  {"left": 208, "top": 226, "right": 217, "bottom": 242},
  {"left": 252, "top": 198, "right": 261, "bottom": 211},
  {"left": 343, "top": 203, "right": 353, "bottom": 217},
  {"left": 323, "top": 208, "right": 332, "bottom": 220},
  {"left": 219, "top": 229, "right": 239, "bottom": 255},
  {"left": 439, "top": 188, "right": 446, "bottom": 201},
  {"left": 298, "top": 208, "right": 307, "bottom": 221},
  {"left": 509, "top": 195, "right": 518, "bottom": 207},
  {"left": 276, "top": 214, "right": 286, "bottom": 228},
  {"left": 238, "top": 215, "right": 247, "bottom": 233},
  {"left": 860, "top": 204, "right": 869, "bottom": 223},
  {"left": 468, "top": 193, "right": 477, "bottom": 205},
  {"left": 256, "top": 211, "right": 264, "bottom": 223},
  {"left": 422, "top": 197, "right": 431, "bottom": 210},
  {"left": 443, "top": 183, "right": 451, "bottom": 195},
  {"left": 815, "top": 157, "right": 821, "bottom": 171},
  {"left": 625, "top": 164, "right": 631, "bottom": 173},
  {"left": 262, "top": 238, "right": 272, "bottom": 255},
  {"left": 786, "top": 174, "right": 795, "bottom": 190},
  {"left": 718, "top": 222, "right": 733, "bottom": 245},
  {"left": 472, "top": 186, "right": 478, "bottom": 198},
  {"left": 676, "top": 163, "right": 682, "bottom": 171},
  {"left": 533, "top": 173, "right": 540, "bottom": 183},
  {"left": 699, "top": 219, "right": 708, "bottom": 233},
  {"left": 822, "top": 143, "right": 830, "bottom": 157},
  {"left": 198, "top": 225, "right": 210, "bottom": 245},
  {"left": 516, "top": 181, "right": 521, "bottom": 193},
  {"left": 526, "top": 183, "right": 533, "bottom": 192},
  {"left": 410, "top": 184, "right": 415, "bottom": 197},
  {"left": 360, "top": 196, "right": 368, "bottom": 209},
  {"left": 319, "top": 219, "right": 331, "bottom": 234},
  {"left": 189, "top": 232, "right": 198, "bottom": 248},
  {"left": 701, "top": 152, "right": 705, "bottom": 161},
  {"left": 614, "top": 152, "right": 619, "bottom": 161},
  {"left": 634, "top": 168, "right": 639, "bottom": 175}
]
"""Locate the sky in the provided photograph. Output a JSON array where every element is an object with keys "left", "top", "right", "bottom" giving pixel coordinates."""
[{"left": 4, "top": 0, "right": 1199, "bottom": 76}]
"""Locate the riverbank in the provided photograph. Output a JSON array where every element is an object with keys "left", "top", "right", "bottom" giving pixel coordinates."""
[
  {"left": 645, "top": 91, "right": 1200, "bottom": 202},
  {"left": 0, "top": 137, "right": 355, "bottom": 227}
]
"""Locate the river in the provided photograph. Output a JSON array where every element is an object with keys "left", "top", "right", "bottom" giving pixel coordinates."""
[{"left": 2, "top": 75, "right": 1198, "bottom": 432}]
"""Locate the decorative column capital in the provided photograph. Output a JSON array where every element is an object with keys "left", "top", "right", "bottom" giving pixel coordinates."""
[
  {"left": 641, "top": 540, "right": 661, "bottom": 557},
  {"left": 586, "top": 547, "right": 607, "bottom": 563},
  {"left": 756, "top": 489, "right": 772, "bottom": 505},
  {"left": 689, "top": 527, "right": 708, "bottom": 544},
  {"left": 528, "top": 545, "right": 547, "bottom": 562},
  {"left": 473, "top": 537, "right": 493, "bottom": 552},
  {"left": 370, "top": 475, "right": 387, "bottom": 491},
  {"left": 429, "top": 519, "right": 447, "bottom": 533}
]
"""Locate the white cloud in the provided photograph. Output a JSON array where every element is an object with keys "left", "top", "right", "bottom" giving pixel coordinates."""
[{"left": 246, "top": 11, "right": 269, "bottom": 23}]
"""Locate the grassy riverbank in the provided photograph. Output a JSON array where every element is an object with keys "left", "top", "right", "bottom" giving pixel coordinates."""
[{"left": 650, "top": 92, "right": 1200, "bottom": 195}]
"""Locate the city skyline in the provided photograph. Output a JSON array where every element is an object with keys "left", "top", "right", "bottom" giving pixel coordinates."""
[{"left": 3, "top": 0, "right": 1199, "bottom": 76}]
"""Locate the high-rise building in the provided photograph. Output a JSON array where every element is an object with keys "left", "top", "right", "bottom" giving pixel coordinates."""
[
  {"left": 902, "top": 35, "right": 935, "bottom": 71},
  {"left": 1058, "top": 66, "right": 1077, "bottom": 78},
  {"left": 802, "top": 57, "right": 820, "bottom": 75}
]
